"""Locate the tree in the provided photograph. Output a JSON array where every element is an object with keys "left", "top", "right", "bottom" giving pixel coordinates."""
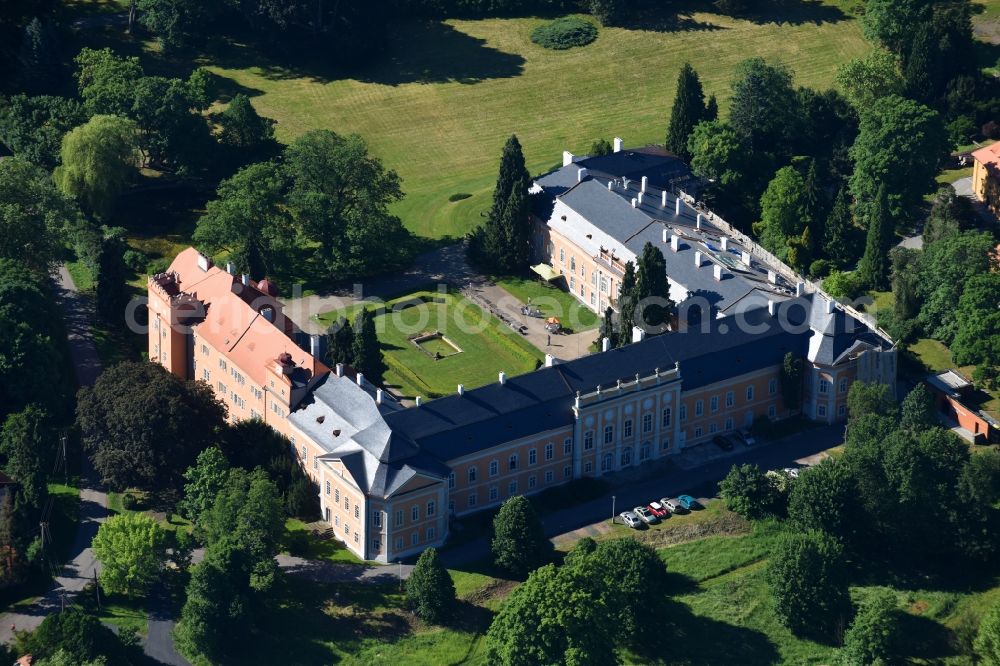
[
  {"left": 719, "top": 464, "right": 783, "bottom": 520},
  {"left": 888, "top": 247, "right": 921, "bottom": 331},
  {"left": 0, "top": 404, "right": 56, "bottom": 515},
  {"left": 616, "top": 261, "right": 637, "bottom": 347},
  {"left": 76, "top": 361, "right": 227, "bottom": 491},
  {"left": 218, "top": 93, "right": 276, "bottom": 153},
  {"left": 180, "top": 447, "right": 231, "bottom": 523},
  {"left": 599, "top": 306, "right": 616, "bottom": 348},
  {"left": 862, "top": 0, "right": 932, "bottom": 55},
  {"left": 589, "top": 0, "right": 623, "bottom": 26},
  {"left": 0, "top": 157, "right": 80, "bottom": 270},
  {"left": 952, "top": 273, "right": 1000, "bottom": 370},
  {"left": 835, "top": 48, "right": 903, "bottom": 109},
  {"left": 856, "top": 184, "right": 892, "bottom": 291},
  {"left": 904, "top": 22, "right": 944, "bottom": 105},
  {"left": 284, "top": 130, "right": 407, "bottom": 275},
  {"left": 849, "top": 95, "right": 948, "bottom": 225},
  {"left": 917, "top": 231, "right": 996, "bottom": 343},
  {"left": 753, "top": 166, "right": 809, "bottom": 261},
  {"left": 666, "top": 63, "right": 707, "bottom": 161},
  {"left": 17, "top": 18, "right": 61, "bottom": 93},
  {"left": 780, "top": 352, "right": 803, "bottom": 412},
  {"left": 17, "top": 607, "right": 127, "bottom": 664},
  {"left": 96, "top": 229, "right": 129, "bottom": 323},
  {"left": 924, "top": 186, "right": 973, "bottom": 244},
  {"left": 787, "top": 458, "right": 856, "bottom": 542},
  {"left": 704, "top": 94, "right": 719, "bottom": 121},
  {"left": 977, "top": 600, "right": 1000, "bottom": 665},
  {"left": 175, "top": 540, "right": 250, "bottom": 661},
  {"left": 0, "top": 94, "right": 88, "bottom": 169},
  {"left": 138, "top": 0, "right": 224, "bottom": 49},
  {"left": 728, "top": 57, "right": 797, "bottom": 152},
  {"left": 472, "top": 135, "right": 531, "bottom": 274},
  {"left": 899, "top": 384, "right": 936, "bottom": 431},
  {"left": 0, "top": 493, "right": 24, "bottom": 586},
  {"left": 822, "top": 188, "right": 861, "bottom": 268},
  {"left": 352, "top": 308, "right": 386, "bottom": 385},
  {"left": 485, "top": 563, "right": 614, "bottom": 666},
  {"left": 589, "top": 138, "right": 612, "bottom": 156},
  {"left": 841, "top": 590, "right": 898, "bottom": 666},
  {"left": 130, "top": 74, "right": 214, "bottom": 171},
  {"left": 92, "top": 512, "right": 169, "bottom": 597},
  {"left": 766, "top": 530, "right": 851, "bottom": 638},
  {"left": 325, "top": 316, "right": 355, "bottom": 367},
  {"left": 687, "top": 119, "right": 763, "bottom": 222},
  {"left": 492, "top": 495, "right": 551, "bottom": 576},
  {"left": 74, "top": 48, "right": 143, "bottom": 117},
  {"left": 406, "top": 547, "right": 455, "bottom": 624},
  {"left": 634, "top": 242, "right": 673, "bottom": 329},
  {"left": 54, "top": 115, "right": 138, "bottom": 219},
  {"left": 193, "top": 160, "right": 291, "bottom": 279},
  {"left": 847, "top": 381, "right": 896, "bottom": 420}
]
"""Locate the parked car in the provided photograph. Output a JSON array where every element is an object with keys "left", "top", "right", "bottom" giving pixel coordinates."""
[
  {"left": 634, "top": 505, "right": 659, "bottom": 524},
  {"left": 663, "top": 498, "right": 688, "bottom": 514},
  {"left": 619, "top": 511, "right": 642, "bottom": 529},
  {"left": 677, "top": 494, "right": 701, "bottom": 510},
  {"left": 733, "top": 429, "right": 756, "bottom": 446},
  {"left": 648, "top": 501, "right": 670, "bottom": 518},
  {"left": 712, "top": 435, "right": 734, "bottom": 451},
  {"left": 782, "top": 467, "right": 800, "bottom": 479}
]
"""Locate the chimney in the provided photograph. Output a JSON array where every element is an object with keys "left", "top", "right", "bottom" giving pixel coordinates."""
[
  {"left": 563, "top": 150, "right": 575, "bottom": 167},
  {"left": 631, "top": 198, "right": 638, "bottom": 208},
  {"left": 602, "top": 337, "right": 611, "bottom": 352},
  {"left": 720, "top": 237, "right": 728, "bottom": 252},
  {"left": 694, "top": 250, "right": 704, "bottom": 267},
  {"left": 376, "top": 388, "right": 384, "bottom": 405},
  {"left": 577, "top": 167, "right": 588, "bottom": 182},
  {"left": 415, "top": 395, "right": 422, "bottom": 406},
  {"left": 675, "top": 198, "right": 682, "bottom": 215},
  {"left": 768, "top": 300, "right": 777, "bottom": 316},
  {"left": 545, "top": 353, "right": 555, "bottom": 367},
  {"left": 356, "top": 372, "right": 365, "bottom": 387},
  {"left": 309, "top": 334, "right": 323, "bottom": 360},
  {"left": 637, "top": 192, "right": 644, "bottom": 206},
  {"left": 457, "top": 384, "right": 465, "bottom": 396},
  {"left": 613, "top": 137, "right": 624, "bottom": 153},
  {"left": 241, "top": 274, "right": 250, "bottom": 286},
  {"left": 696, "top": 213, "right": 703, "bottom": 229},
  {"left": 662, "top": 228, "right": 668, "bottom": 243},
  {"left": 335, "top": 363, "right": 344, "bottom": 377},
  {"left": 641, "top": 176, "right": 648, "bottom": 193},
  {"left": 608, "top": 180, "right": 614, "bottom": 191},
  {"left": 197, "top": 254, "right": 210, "bottom": 271},
  {"left": 741, "top": 250, "right": 752, "bottom": 265},
  {"left": 670, "top": 235, "right": 680, "bottom": 252},
  {"left": 714, "top": 264, "right": 723, "bottom": 282},
  {"left": 825, "top": 297, "right": 835, "bottom": 314},
  {"left": 768, "top": 270, "right": 778, "bottom": 284},
  {"left": 225, "top": 261, "right": 235, "bottom": 275},
  {"left": 499, "top": 371, "right": 507, "bottom": 385},
  {"left": 795, "top": 282, "right": 805, "bottom": 297},
  {"left": 661, "top": 190, "right": 668, "bottom": 207},
  {"left": 632, "top": 326, "right": 646, "bottom": 343}
]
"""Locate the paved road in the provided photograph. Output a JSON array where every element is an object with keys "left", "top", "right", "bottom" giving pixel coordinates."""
[
  {"left": 0, "top": 268, "right": 109, "bottom": 643},
  {"left": 439, "top": 423, "right": 845, "bottom": 568}
]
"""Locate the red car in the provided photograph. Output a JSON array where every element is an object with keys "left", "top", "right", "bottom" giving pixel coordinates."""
[{"left": 648, "top": 501, "right": 670, "bottom": 519}]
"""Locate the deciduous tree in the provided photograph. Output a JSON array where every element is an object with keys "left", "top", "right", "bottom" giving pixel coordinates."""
[
  {"left": 0, "top": 404, "right": 55, "bottom": 515},
  {"left": 218, "top": 93, "right": 276, "bottom": 154},
  {"left": 728, "top": 57, "right": 797, "bottom": 152},
  {"left": 92, "top": 512, "right": 169, "bottom": 597},
  {"left": 406, "top": 547, "right": 455, "bottom": 624},
  {"left": 766, "top": 530, "right": 851, "bottom": 638},
  {"left": 74, "top": 48, "right": 143, "bottom": 117},
  {"left": 719, "top": 463, "right": 783, "bottom": 520},
  {"left": 0, "top": 94, "right": 87, "bottom": 169},
  {"left": 492, "top": 495, "right": 551, "bottom": 577},
  {"left": 899, "top": 383, "right": 936, "bottom": 431},
  {"left": 976, "top": 600, "right": 1000, "bottom": 665},
  {"left": 835, "top": 48, "right": 903, "bottom": 109},
  {"left": 54, "top": 115, "right": 139, "bottom": 219},
  {"left": 180, "top": 447, "right": 231, "bottom": 523},
  {"left": 0, "top": 157, "right": 80, "bottom": 270},
  {"left": 787, "top": 458, "right": 856, "bottom": 542},
  {"left": 841, "top": 590, "right": 898, "bottom": 666}
]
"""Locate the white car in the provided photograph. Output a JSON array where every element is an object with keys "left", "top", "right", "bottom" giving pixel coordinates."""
[
  {"left": 782, "top": 467, "right": 800, "bottom": 479},
  {"left": 663, "top": 498, "right": 688, "bottom": 514},
  {"left": 619, "top": 511, "right": 642, "bottom": 529},
  {"left": 634, "top": 505, "right": 659, "bottom": 524}
]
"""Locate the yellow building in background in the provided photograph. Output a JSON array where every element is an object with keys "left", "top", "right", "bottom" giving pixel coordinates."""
[{"left": 971, "top": 142, "right": 1000, "bottom": 214}]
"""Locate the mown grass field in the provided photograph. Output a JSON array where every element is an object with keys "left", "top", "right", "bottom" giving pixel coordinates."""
[
  {"left": 71, "top": 0, "right": 871, "bottom": 244},
  {"left": 317, "top": 290, "right": 543, "bottom": 398}
]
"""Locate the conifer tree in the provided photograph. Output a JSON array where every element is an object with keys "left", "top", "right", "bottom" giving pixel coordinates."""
[
  {"left": 472, "top": 136, "right": 531, "bottom": 273},
  {"left": 491, "top": 135, "right": 529, "bottom": 216},
  {"left": 325, "top": 317, "right": 355, "bottom": 368},
  {"left": 823, "top": 188, "right": 860, "bottom": 268},
  {"left": 802, "top": 160, "right": 826, "bottom": 242},
  {"left": 904, "top": 23, "right": 943, "bottom": 105},
  {"left": 599, "top": 306, "right": 616, "bottom": 348},
  {"left": 18, "top": 18, "right": 61, "bottom": 93},
  {"left": 705, "top": 94, "right": 719, "bottom": 122},
  {"left": 492, "top": 495, "right": 551, "bottom": 577},
  {"left": 616, "top": 261, "right": 637, "bottom": 347},
  {"left": 666, "top": 63, "right": 707, "bottom": 161},
  {"left": 96, "top": 231, "right": 129, "bottom": 323},
  {"left": 352, "top": 309, "right": 385, "bottom": 385},
  {"left": 858, "top": 185, "right": 892, "bottom": 290},
  {"left": 406, "top": 547, "right": 455, "bottom": 624},
  {"left": 635, "top": 242, "right": 673, "bottom": 328}
]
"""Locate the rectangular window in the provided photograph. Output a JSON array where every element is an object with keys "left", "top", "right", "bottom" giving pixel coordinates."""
[
  {"left": 563, "top": 439, "right": 573, "bottom": 455},
  {"left": 427, "top": 527, "right": 436, "bottom": 541},
  {"left": 838, "top": 404, "right": 846, "bottom": 416},
  {"left": 623, "top": 420, "right": 633, "bottom": 438},
  {"left": 662, "top": 408, "right": 671, "bottom": 427},
  {"left": 411, "top": 533, "right": 418, "bottom": 546},
  {"left": 202, "top": 368, "right": 210, "bottom": 381},
  {"left": 604, "top": 425, "right": 614, "bottom": 444},
  {"left": 373, "top": 538, "right": 381, "bottom": 551},
  {"left": 395, "top": 537, "right": 403, "bottom": 551},
  {"left": 661, "top": 438, "right": 670, "bottom": 450},
  {"left": 325, "top": 481, "right": 331, "bottom": 495},
  {"left": 590, "top": 293, "right": 596, "bottom": 306},
  {"left": 746, "top": 386, "right": 755, "bottom": 401},
  {"left": 469, "top": 467, "right": 477, "bottom": 483},
  {"left": 600, "top": 277, "right": 608, "bottom": 293},
  {"left": 427, "top": 501, "right": 435, "bottom": 517},
  {"left": 643, "top": 413, "right": 652, "bottom": 433},
  {"left": 694, "top": 426, "right": 703, "bottom": 438},
  {"left": 489, "top": 460, "right": 498, "bottom": 477},
  {"left": 584, "top": 461, "right": 593, "bottom": 473},
  {"left": 529, "top": 448, "right": 537, "bottom": 465},
  {"left": 709, "top": 423, "right": 717, "bottom": 433},
  {"left": 839, "top": 378, "right": 848, "bottom": 393},
  {"left": 584, "top": 431, "right": 594, "bottom": 450},
  {"left": 710, "top": 396, "right": 719, "bottom": 413},
  {"left": 201, "top": 344, "right": 209, "bottom": 356},
  {"left": 373, "top": 511, "right": 382, "bottom": 528},
  {"left": 563, "top": 466, "right": 571, "bottom": 478},
  {"left": 354, "top": 506, "right": 359, "bottom": 519},
  {"left": 218, "top": 358, "right": 227, "bottom": 370},
  {"left": 345, "top": 497, "right": 350, "bottom": 511},
  {"left": 560, "top": 248, "right": 565, "bottom": 264},
  {"left": 301, "top": 445, "right": 308, "bottom": 463},
  {"left": 335, "top": 488, "right": 340, "bottom": 503},
  {"left": 769, "top": 379, "right": 777, "bottom": 395},
  {"left": 570, "top": 256, "right": 576, "bottom": 271},
  {"left": 545, "top": 443, "right": 553, "bottom": 460},
  {"left": 695, "top": 400, "right": 704, "bottom": 416},
  {"left": 768, "top": 405, "right": 777, "bottom": 418},
  {"left": 819, "top": 380, "right": 829, "bottom": 395},
  {"left": 680, "top": 405, "right": 687, "bottom": 421},
  {"left": 570, "top": 276, "right": 576, "bottom": 290},
  {"left": 448, "top": 473, "right": 455, "bottom": 489},
  {"left": 395, "top": 510, "right": 403, "bottom": 527},
  {"left": 726, "top": 391, "right": 734, "bottom": 408},
  {"left": 489, "top": 487, "right": 498, "bottom": 501},
  {"left": 725, "top": 417, "right": 733, "bottom": 431},
  {"left": 508, "top": 480, "right": 517, "bottom": 496},
  {"left": 508, "top": 454, "right": 518, "bottom": 471},
  {"left": 818, "top": 404, "right": 827, "bottom": 417},
  {"left": 468, "top": 493, "right": 477, "bottom": 507},
  {"left": 411, "top": 505, "right": 419, "bottom": 521},
  {"left": 528, "top": 475, "right": 536, "bottom": 489}
]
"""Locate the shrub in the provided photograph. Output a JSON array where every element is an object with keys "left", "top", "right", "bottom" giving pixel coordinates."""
[
  {"left": 947, "top": 116, "right": 977, "bottom": 147},
  {"left": 823, "top": 270, "right": 865, "bottom": 300},
  {"left": 983, "top": 120, "right": 1000, "bottom": 140},
  {"left": 147, "top": 257, "right": 170, "bottom": 275},
  {"left": 809, "top": 259, "right": 832, "bottom": 278},
  {"left": 122, "top": 249, "right": 148, "bottom": 273},
  {"left": 531, "top": 18, "right": 598, "bottom": 50},
  {"left": 448, "top": 192, "right": 472, "bottom": 202}
]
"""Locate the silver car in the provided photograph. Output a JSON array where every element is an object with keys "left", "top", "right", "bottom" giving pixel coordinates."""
[
  {"left": 619, "top": 511, "right": 642, "bottom": 529},
  {"left": 664, "top": 498, "right": 688, "bottom": 514},
  {"left": 634, "top": 505, "right": 659, "bottom": 525}
]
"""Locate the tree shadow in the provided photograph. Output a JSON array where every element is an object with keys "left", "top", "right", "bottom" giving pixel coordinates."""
[
  {"left": 894, "top": 612, "right": 959, "bottom": 662},
  {"left": 613, "top": 0, "right": 849, "bottom": 32},
  {"left": 662, "top": 597, "right": 781, "bottom": 665},
  {"left": 737, "top": 0, "right": 851, "bottom": 26}
]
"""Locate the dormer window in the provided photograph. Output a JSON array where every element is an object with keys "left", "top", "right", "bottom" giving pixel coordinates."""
[
  {"left": 316, "top": 415, "right": 325, "bottom": 424},
  {"left": 332, "top": 429, "right": 341, "bottom": 437}
]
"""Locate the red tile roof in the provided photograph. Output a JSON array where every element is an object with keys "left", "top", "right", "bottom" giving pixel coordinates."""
[{"left": 972, "top": 142, "right": 1000, "bottom": 170}]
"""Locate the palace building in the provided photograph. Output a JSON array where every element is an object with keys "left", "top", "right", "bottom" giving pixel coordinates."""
[{"left": 148, "top": 143, "right": 896, "bottom": 564}]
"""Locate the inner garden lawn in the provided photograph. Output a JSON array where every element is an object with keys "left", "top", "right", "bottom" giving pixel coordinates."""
[
  {"left": 317, "top": 290, "right": 544, "bottom": 399},
  {"left": 493, "top": 275, "right": 599, "bottom": 331}
]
